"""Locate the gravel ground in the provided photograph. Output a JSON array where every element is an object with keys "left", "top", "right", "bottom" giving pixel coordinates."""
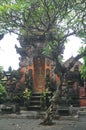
[{"left": 0, "top": 117, "right": 86, "bottom": 130}]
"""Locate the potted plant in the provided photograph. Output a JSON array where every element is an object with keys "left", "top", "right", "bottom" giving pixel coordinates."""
[{"left": 23, "top": 88, "right": 32, "bottom": 107}]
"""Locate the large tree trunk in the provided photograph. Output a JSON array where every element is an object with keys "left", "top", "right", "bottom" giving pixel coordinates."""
[{"left": 40, "top": 89, "right": 61, "bottom": 125}]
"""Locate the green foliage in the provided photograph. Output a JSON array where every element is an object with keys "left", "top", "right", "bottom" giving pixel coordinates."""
[
  {"left": 42, "top": 42, "right": 52, "bottom": 56},
  {"left": 0, "top": 83, "right": 7, "bottom": 103},
  {"left": 0, "top": 66, "right": 3, "bottom": 73},
  {"left": 81, "top": 56, "right": 86, "bottom": 79},
  {"left": 79, "top": 47, "right": 86, "bottom": 79},
  {"left": 0, "top": 0, "right": 85, "bottom": 38},
  {"left": 41, "top": 91, "right": 47, "bottom": 110},
  {"left": 81, "top": 64, "right": 86, "bottom": 79},
  {"left": 23, "top": 88, "right": 32, "bottom": 100},
  {"left": 23, "top": 88, "right": 32, "bottom": 107},
  {"left": 0, "top": 0, "right": 86, "bottom": 72}
]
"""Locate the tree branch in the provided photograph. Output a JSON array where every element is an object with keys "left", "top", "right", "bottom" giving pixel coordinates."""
[{"left": 68, "top": 51, "right": 86, "bottom": 70}]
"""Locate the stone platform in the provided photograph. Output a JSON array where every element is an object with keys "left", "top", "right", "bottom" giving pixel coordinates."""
[{"left": 0, "top": 105, "right": 86, "bottom": 121}]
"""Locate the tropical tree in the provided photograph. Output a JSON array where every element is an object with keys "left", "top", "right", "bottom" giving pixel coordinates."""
[
  {"left": 0, "top": 66, "right": 7, "bottom": 103},
  {"left": 0, "top": 83, "right": 7, "bottom": 103},
  {"left": 0, "top": 0, "right": 86, "bottom": 124},
  {"left": 0, "top": 0, "right": 86, "bottom": 71}
]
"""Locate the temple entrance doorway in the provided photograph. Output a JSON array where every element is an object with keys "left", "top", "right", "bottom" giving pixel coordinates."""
[{"left": 33, "top": 56, "right": 45, "bottom": 93}]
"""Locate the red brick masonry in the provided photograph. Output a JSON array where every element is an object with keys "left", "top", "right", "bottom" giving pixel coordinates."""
[{"left": 80, "top": 87, "right": 86, "bottom": 106}]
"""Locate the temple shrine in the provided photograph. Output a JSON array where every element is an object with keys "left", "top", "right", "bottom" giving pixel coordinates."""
[
  {"left": 15, "top": 35, "right": 59, "bottom": 93},
  {"left": 1, "top": 35, "right": 86, "bottom": 113},
  {"left": 14, "top": 35, "right": 86, "bottom": 108}
]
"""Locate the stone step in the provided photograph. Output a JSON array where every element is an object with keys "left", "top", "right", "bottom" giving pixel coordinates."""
[
  {"left": 27, "top": 93, "right": 42, "bottom": 111},
  {"left": 30, "top": 100, "right": 41, "bottom": 105},
  {"left": 30, "top": 96, "right": 41, "bottom": 100},
  {"left": 32, "top": 93, "right": 42, "bottom": 96},
  {"left": 57, "top": 106, "right": 70, "bottom": 116},
  {"left": 27, "top": 92, "right": 52, "bottom": 111},
  {"left": 27, "top": 105, "right": 41, "bottom": 111}
]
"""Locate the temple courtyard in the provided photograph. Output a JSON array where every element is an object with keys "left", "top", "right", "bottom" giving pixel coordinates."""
[
  {"left": 0, "top": 117, "right": 86, "bottom": 130},
  {"left": 0, "top": 109, "right": 86, "bottom": 130}
]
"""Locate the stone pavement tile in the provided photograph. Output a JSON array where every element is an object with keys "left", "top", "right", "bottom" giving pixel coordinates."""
[
  {"left": 0, "top": 119, "right": 74, "bottom": 130},
  {"left": 0, "top": 118, "right": 86, "bottom": 130},
  {"left": 61, "top": 123, "right": 86, "bottom": 130}
]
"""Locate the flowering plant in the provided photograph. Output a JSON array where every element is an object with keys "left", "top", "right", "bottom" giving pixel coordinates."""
[{"left": 23, "top": 88, "right": 32, "bottom": 99}]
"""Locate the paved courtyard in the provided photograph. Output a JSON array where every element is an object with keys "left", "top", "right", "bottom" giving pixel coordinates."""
[{"left": 0, "top": 116, "right": 86, "bottom": 130}]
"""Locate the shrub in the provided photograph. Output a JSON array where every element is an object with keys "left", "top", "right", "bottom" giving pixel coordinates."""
[{"left": 0, "top": 83, "right": 7, "bottom": 103}]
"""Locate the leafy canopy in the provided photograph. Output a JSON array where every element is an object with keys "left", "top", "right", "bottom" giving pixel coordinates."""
[
  {"left": 0, "top": 1, "right": 85, "bottom": 36},
  {"left": 0, "top": 0, "right": 86, "bottom": 59},
  {"left": 79, "top": 46, "right": 86, "bottom": 79}
]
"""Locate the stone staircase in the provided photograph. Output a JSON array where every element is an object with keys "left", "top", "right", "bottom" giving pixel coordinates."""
[
  {"left": 27, "top": 93, "right": 42, "bottom": 111},
  {"left": 27, "top": 92, "right": 52, "bottom": 111}
]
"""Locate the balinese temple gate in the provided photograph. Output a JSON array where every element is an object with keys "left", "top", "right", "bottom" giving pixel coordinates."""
[{"left": 15, "top": 35, "right": 59, "bottom": 93}]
